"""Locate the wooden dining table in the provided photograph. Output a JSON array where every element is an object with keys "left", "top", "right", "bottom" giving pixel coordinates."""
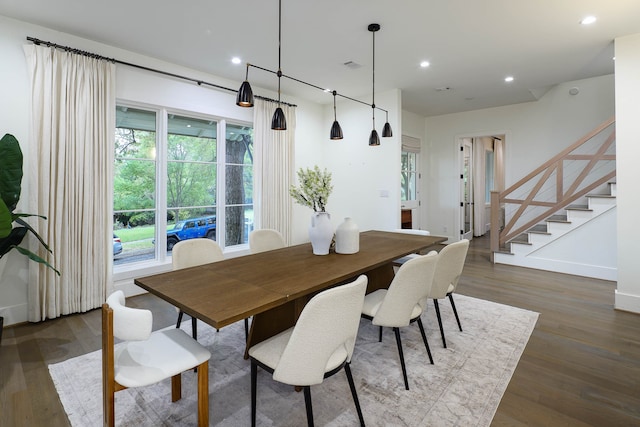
[{"left": 134, "top": 230, "right": 446, "bottom": 353}]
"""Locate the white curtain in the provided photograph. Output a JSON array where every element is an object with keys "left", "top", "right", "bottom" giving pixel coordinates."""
[
  {"left": 472, "top": 137, "right": 487, "bottom": 237},
  {"left": 494, "top": 137, "right": 505, "bottom": 192},
  {"left": 253, "top": 99, "right": 296, "bottom": 245},
  {"left": 24, "top": 45, "right": 115, "bottom": 321}
]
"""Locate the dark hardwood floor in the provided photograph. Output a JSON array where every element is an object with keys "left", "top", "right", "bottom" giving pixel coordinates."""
[{"left": 1, "top": 234, "right": 639, "bottom": 426}]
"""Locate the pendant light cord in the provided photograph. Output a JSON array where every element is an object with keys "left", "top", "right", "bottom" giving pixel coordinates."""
[
  {"left": 277, "top": 0, "right": 282, "bottom": 105},
  {"left": 372, "top": 27, "right": 376, "bottom": 111}
]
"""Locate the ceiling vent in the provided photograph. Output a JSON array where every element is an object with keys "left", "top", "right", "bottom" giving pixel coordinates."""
[{"left": 343, "top": 61, "right": 363, "bottom": 70}]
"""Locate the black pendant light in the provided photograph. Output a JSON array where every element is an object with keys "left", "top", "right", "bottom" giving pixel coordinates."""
[
  {"left": 271, "top": 104, "right": 287, "bottom": 130},
  {"left": 271, "top": 0, "right": 287, "bottom": 130},
  {"left": 236, "top": 63, "right": 254, "bottom": 107},
  {"left": 369, "top": 23, "right": 381, "bottom": 146},
  {"left": 330, "top": 90, "right": 343, "bottom": 139},
  {"left": 369, "top": 127, "right": 380, "bottom": 146},
  {"left": 236, "top": 11, "right": 394, "bottom": 139},
  {"left": 382, "top": 110, "right": 393, "bottom": 137}
]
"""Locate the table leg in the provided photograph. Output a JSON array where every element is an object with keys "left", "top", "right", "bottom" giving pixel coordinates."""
[
  {"left": 244, "top": 299, "right": 300, "bottom": 358},
  {"left": 364, "top": 262, "right": 395, "bottom": 293}
]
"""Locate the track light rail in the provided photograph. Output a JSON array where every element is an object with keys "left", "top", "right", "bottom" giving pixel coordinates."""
[{"left": 246, "top": 63, "right": 389, "bottom": 114}]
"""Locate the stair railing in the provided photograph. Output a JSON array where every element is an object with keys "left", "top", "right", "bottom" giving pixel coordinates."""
[{"left": 490, "top": 117, "right": 616, "bottom": 259}]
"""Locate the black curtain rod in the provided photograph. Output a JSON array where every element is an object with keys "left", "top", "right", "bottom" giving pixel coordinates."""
[{"left": 26, "top": 36, "right": 297, "bottom": 108}]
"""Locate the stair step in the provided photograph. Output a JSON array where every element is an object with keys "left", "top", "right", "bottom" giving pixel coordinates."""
[
  {"left": 528, "top": 224, "right": 549, "bottom": 234},
  {"left": 547, "top": 214, "right": 569, "bottom": 223},
  {"left": 509, "top": 234, "right": 531, "bottom": 245},
  {"left": 566, "top": 204, "right": 590, "bottom": 211},
  {"left": 586, "top": 193, "right": 616, "bottom": 198},
  {"left": 495, "top": 248, "right": 513, "bottom": 255}
]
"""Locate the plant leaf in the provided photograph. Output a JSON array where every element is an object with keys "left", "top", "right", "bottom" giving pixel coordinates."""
[
  {"left": 13, "top": 245, "right": 60, "bottom": 276},
  {"left": 0, "top": 133, "right": 24, "bottom": 212},
  {"left": 0, "top": 198, "right": 11, "bottom": 238},
  {"left": 15, "top": 217, "right": 52, "bottom": 253},
  {"left": 0, "top": 226, "right": 27, "bottom": 258}
]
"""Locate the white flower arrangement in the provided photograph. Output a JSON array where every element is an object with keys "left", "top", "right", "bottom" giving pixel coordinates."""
[{"left": 289, "top": 165, "right": 333, "bottom": 212}]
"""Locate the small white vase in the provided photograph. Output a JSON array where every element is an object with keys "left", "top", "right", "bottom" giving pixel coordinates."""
[
  {"left": 309, "top": 212, "right": 334, "bottom": 255},
  {"left": 335, "top": 217, "right": 359, "bottom": 254}
]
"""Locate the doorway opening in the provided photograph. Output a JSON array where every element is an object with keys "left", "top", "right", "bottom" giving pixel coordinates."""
[
  {"left": 401, "top": 135, "right": 421, "bottom": 229},
  {"left": 459, "top": 134, "right": 505, "bottom": 240}
]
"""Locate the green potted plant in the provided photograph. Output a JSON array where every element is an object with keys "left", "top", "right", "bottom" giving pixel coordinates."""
[
  {"left": 289, "top": 165, "right": 334, "bottom": 255},
  {"left": 289, "top": 165, "right": 333, "bottom": 213},
  {"left": 0, "top": 133, "right": 59, "bottom": 343}
]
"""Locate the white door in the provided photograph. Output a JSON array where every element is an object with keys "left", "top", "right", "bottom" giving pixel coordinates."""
[{"left": 461, "top": 140, "right": 473, "bottom": 240}]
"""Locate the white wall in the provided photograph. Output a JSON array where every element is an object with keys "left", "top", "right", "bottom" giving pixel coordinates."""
[
  {"left": 319, "top": 89, "right": 403, "bottom": 234},
  {"left": 423, "top": 74, "right": 615, "bottom": 242},
  {"left": 614, "top": 33, "right": 640, "bottom": 313},
  {"left": 0, "top": 16, "right": 37, "bottom": 325}
]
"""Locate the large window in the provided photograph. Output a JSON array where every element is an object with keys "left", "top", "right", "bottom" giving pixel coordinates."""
[{"left": 114, "top": 105, "right": 253, "bottom": 269}]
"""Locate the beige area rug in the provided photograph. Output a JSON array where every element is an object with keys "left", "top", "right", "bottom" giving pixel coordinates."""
[{"left": 49, "top": 294, "right": 538, "bottom": 426}]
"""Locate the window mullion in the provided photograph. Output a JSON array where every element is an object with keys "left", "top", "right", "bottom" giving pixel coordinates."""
[
  {"left": 217, "top": 120, "right": 226, "bottom": 248},
  {"left": 157, "top": 109, "right": 169, "bottom": 261}
]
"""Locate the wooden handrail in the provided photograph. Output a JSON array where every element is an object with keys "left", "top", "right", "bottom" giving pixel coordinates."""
[{"left": 490, "top": 117, "right": 616, "bottom": 257}]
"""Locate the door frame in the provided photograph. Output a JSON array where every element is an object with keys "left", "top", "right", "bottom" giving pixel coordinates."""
[
  {"left": 460, "top": 139, "right": 474, "bottom": 240},
  {"left": 455, "top": 130, "right": 507, "bottom": 242}
]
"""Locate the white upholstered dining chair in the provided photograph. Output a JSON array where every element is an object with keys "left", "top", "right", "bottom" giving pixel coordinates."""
[
  {"left": 249, "top": 228, "right": 285, "bottom": 253},
  {"left": 390, "top": 228, "right": 431, "bottom": 266},
  {"left": 248, "top": 275, "right": 368, "bottom": 427},
  {"left": 428, "top": 239, "right": 469, "bottom": 348},
  {"left": 102, "top": 291, "right": 211, "bottom": 427},
  {"left": 361, "top": 251, "right": 438, "bottom": 390},
  {"left": 172, "top": 238, "right": 224, "bottom": 340}
]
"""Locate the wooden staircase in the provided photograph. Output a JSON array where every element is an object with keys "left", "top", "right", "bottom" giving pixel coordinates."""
[
  {"left": 490, "top": 117, "right": 616, "bottom": 280},
  {"left": 493, "top": 183, "right": 616, "bottom": 280}
]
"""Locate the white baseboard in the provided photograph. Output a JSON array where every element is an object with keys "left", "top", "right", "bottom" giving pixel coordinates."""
[
  {"left": 0, "top": 302, "right": 28, "bottom": 327},
  {"left": 615, "top": 290, "right": 640, "bottom": 314}
]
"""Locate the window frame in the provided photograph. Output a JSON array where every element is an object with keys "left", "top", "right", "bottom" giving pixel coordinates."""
[{"left": 113, "top": 100, "right": 254, "bottom": 282}]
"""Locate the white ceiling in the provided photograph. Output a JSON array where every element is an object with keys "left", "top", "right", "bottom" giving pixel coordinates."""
[{"left": 2, "top": 0, "right": 640, "bottom": 117}]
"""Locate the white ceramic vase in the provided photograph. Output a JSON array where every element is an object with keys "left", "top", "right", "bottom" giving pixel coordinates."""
[
  {"left": 335, "top": 217, "right": 359, "bottom": 254},
  {"left": 309, "top": 212, "right": 334, "bottom": 255}
]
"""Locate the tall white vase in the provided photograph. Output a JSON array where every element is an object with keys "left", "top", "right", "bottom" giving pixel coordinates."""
[
  {"left": 335, "top": 217, "right": 359, "bottom": 254},
  {"left": 309, "top": 212, "right": 334, "bottom": 255}
]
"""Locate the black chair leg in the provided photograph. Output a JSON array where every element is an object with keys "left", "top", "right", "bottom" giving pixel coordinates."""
[
  {"left": 303, "top": 386, "right": 314, "bottom": 427},
  {"left": 448, "top": 293, "right": 463, "bottom": 331},
  {"left": 378, "top": 326, "right": 383, "bottom": 342},
  {"left": 244, "top": 317, "right": 250, "bottom": 341},
  {"left": 416, "top": 317, "right": 434, "bottom": 364},
  {"left": 344, "top": 363, "right": 366, "bottom": 427},
  {"left": 393, "top": 327, "right": 410, "bottom": 390},
  {"left": 176, "top": 310, "right": 183, "bottom": 329},
  {"left": 433, "top": 299, "right": 447, "bottom": 348},
  {"left": 251, "top": 361, "right": 257, "bottom": 427},
  {"left": 191, "top": 316, "right": 198, "bottom": 340}
]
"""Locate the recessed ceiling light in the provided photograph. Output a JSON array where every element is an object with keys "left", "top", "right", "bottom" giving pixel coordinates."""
[
  {"left": 580, "top": 16, "right": 597, "bottom": 25},
  {"left": 420, "top": 61, "right": 430, "bottom": 68},
  {"left": 231, "top": 57, "right": 242, "bottom": 65},
  {"left": 505, "top": 76, "right": 514, "bottom": 83}
]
